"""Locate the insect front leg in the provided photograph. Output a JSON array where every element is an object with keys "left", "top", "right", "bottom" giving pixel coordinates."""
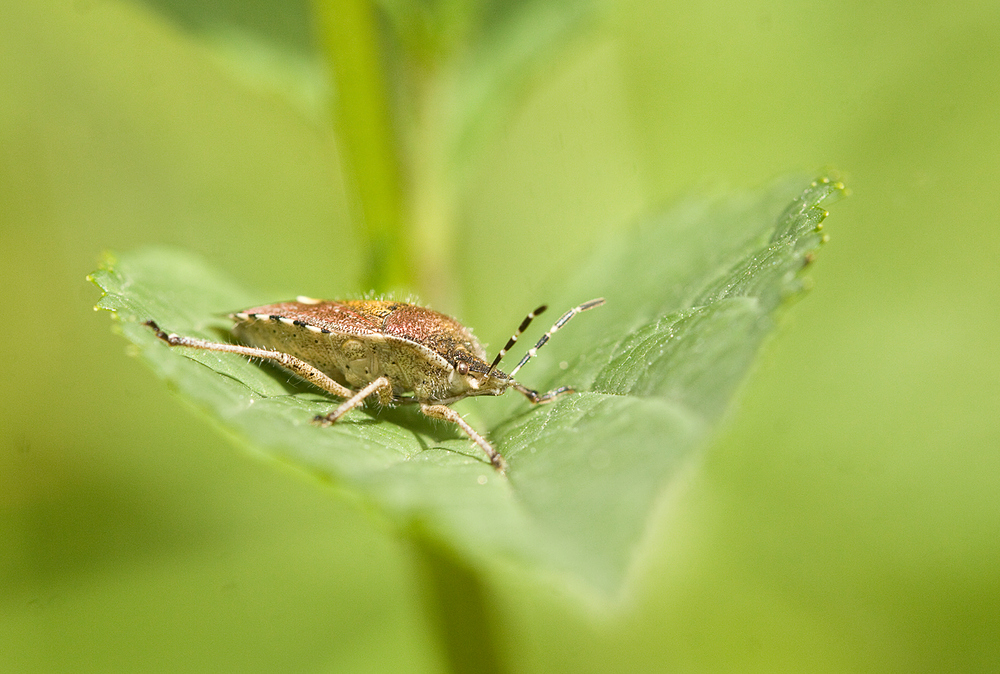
[
  {"left": 512, "top": 382, "right": 576, "bottom": 405},
  {"left": 145, "top": 321, "right": 356, "bottom": 399},
  {"left": 313, "top": 376, "right": 393, "bottom": 426},
  {"left": 419, "top": 404, "right": 507, "bottom": 473}
]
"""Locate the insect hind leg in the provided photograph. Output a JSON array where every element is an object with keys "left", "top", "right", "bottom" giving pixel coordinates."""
[
  {"left": 147, "top": 320, "right": 393, "bottom": 427},
  {"left": 144, "top": 320, "right": 357, "bottom": 400}
]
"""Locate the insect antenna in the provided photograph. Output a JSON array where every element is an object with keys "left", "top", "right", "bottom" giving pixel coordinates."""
[
  {"left": 508, "top": 298, "right": 606, "bottom": 379},
  {"left": 485, "top": 305, "right": 547, "bottom": 378}
]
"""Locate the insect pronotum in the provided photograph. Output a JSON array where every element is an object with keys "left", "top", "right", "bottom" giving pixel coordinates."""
[{"left": 145, "top": 297, "right": 605, "bottom": 473}]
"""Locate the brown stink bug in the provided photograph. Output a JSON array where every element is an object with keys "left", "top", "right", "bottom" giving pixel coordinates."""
[{"left": 145, "top": 297, "right": 604, "bottom": 473}]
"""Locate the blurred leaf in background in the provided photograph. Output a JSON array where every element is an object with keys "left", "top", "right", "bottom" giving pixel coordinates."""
[{"left": 2, "top": 0, "right": 999, "bottom": 671}]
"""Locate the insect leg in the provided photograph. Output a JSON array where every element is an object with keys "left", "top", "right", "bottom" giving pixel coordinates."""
[
  {"left": 512, "top": 382, "right": 576, "bottom": 405},
  {"left": 419, "top": 404, "right": 507, "bottom": 473},
  {"left": 313, "top": 376, "right": 392, "bottom": 426},
  {"left": 145, "top": 320, "right": 356, "bottom": 399}
]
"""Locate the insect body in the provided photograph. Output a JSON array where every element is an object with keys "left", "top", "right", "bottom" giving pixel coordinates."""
[{"left": 146, "top": 297, "right": 604, "bottom": 473}]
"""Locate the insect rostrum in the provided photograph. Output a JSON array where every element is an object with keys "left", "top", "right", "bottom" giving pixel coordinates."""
[{"left": 145, "top": 297, "right": 604, "bottom": 473}]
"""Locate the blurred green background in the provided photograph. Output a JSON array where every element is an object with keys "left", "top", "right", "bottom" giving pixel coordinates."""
[{"left": 2, "top": 0, "right": 998, "bottom": 671}]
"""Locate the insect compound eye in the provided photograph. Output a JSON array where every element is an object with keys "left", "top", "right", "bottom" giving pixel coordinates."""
[{"left": 456, "top": 361, "right": 469, "bottom": 375}]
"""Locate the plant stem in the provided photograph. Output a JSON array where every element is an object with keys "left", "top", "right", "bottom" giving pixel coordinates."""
[
  {"left": 410, "top": 537, "right": 505, "bottom": 674},
  {"left": 312, "top": 0, "right": 412, "bottom": 291},
  {"left": 408, "top": 63, "right": 459, "bottom": 310}
]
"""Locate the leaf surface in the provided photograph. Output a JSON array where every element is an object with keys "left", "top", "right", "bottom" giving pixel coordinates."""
[{"left": 90, "top": 176, "right": 843, "bottom": 596}]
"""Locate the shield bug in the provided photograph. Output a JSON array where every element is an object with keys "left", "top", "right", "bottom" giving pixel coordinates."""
[{"left": 145, "top": 297, "right": 604, "bottom": 473}]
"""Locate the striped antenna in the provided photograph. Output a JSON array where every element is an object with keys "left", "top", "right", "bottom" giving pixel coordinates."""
[
  {"left": 508, "top": 298, "right": 606, "bottom": 379},
  {"left": 486, "top": 305, "right": 547, "bottom": 378}
]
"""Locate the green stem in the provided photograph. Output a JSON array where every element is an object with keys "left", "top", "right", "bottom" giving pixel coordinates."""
[
  {"left": 408, "top": 65, "right": 459, "bottom": 310},
  {"left": 410, "top": 537, "right": 505, "bottom": 674},
  {"left": 312, "top": 0, "right": 412, "bottom": 291}
]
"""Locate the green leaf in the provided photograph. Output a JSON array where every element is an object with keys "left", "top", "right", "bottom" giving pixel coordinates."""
[
  {"left": 89, "top": 175, "right": 844, "bottom": 597},
  {"left": 373, "top": 0, "right": 605, "bottom": 177},
  {"left": 136, "top": 0, "right": 313, "bottom": 50},
  {"left": 445, "top": 0, "right": 604, "bottom": 179},
  {"left": 131, "top": 0, "right": 327, "bottom": 116}
]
